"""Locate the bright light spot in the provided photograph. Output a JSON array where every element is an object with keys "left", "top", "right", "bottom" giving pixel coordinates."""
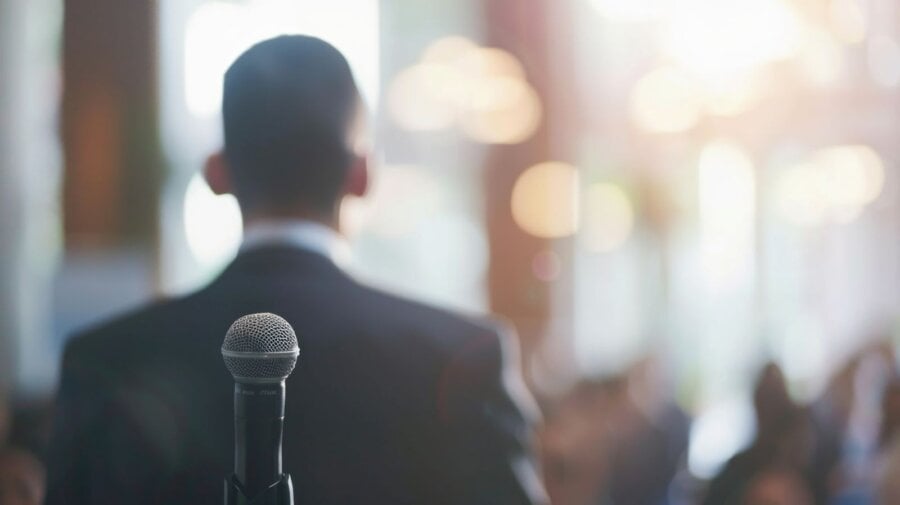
[
  {"left": 184, "top": 0, "right": 380, "bottom": 119},
  {"left": 458, "top": 76, "right": 542, "bottom": 144},
  {"left": 421, "top": 36, "right": 479, "bottom": 66},
  {"left": 590, "top": 0, "right": 664, "bottom": 22},
  {"left": 511, "top": 162, "right": 580, "bottom": 239},
  {"left": 775, "top": 145, "right": 884, "bottom": 226},
  {"left": 868, "top": 36, "right": 900, "bottom": 87},
  {"left": 776, "top": 163, "right": 830, "bottom": 227},
  {"left": 183, "top": 173, "right": 243, "bottom": 267},
  {"left": 581, "top": 183, "right": 634, "bottom": 253},
  {"left": 701, "top": 75, "right": 763, "bottom": 116},
  {"left": 184, "top": 2, "right": 247, "bottom": 117},
  {"left": 689, "top": 398, "right": 754, "bottom": 478},
  {"left": 392, "top": 38, "right": 540, "bottom": 144},
  {"left": 387, "top": 63, "right": 461, "bottom": 131},
  {"left": 829, "top": 0, "right": 867, "bottom": 45},
  {"left": 813, "top": 145, "right": 885, "bottom": 210},
  {"left": 630, "top": 67, "right": 702, "bottom": 133},
  {"left": 663, "top": 0, "right": 802, "bottom": 81},
  {"left": 698, "top": 140, "right": 755, "bottom": 291},
  {"left": 797, "top": 28, "right": 846, "bottom": 86},
  {"left": 458, "top": 47, "right": 526, "bottom": 80}
]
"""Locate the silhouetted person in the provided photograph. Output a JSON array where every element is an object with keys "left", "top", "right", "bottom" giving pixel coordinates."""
[
  {"left": 45, "top": 35, "right": 545, "bottom": 505},
  {"left": 703, "top": 364, "right": 814, "bottom": 505}
]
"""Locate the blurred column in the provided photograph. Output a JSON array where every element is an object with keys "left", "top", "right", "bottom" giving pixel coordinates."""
[
  {"left": 57, "top": 0, "right": 163, "bottom": 343},
  {"left": 482, "top": 0, "right": 579, "bottom": 380}
]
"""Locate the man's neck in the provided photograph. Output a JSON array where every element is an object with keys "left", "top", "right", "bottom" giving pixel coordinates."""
[{"left": 242, "top": 208, "right": 339, "bottom": 234}]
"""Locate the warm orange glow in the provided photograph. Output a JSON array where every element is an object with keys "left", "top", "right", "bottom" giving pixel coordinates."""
[{"left": 511, "top": 162, "right": 580, "bottom": 238}]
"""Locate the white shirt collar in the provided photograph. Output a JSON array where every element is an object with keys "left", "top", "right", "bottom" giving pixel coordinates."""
[{"left": 240, "top": 219, "right": 352, "bottom": 268}]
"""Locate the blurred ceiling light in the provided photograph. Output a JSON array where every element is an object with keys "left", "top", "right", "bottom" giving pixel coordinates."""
[
  {"left": 868, "top": 35, "right": 900, "bottom": 87},
  {"left": 698, "top": 140, "right": 755, "bottom": 290},
  {"left": 775, "top": 145, "right": 884, "bottom": 226},
  {"left": 387, "top": 63, "right": 461, "bottom": 131},
  {"left": 828, "top": 0, "right": 867, "bottom": 45},
  {"left": 797, "top": 28, "right": 845, "bottom": 86},
  {"left": 630, "top": 67, "right": 702, "bottom": 133},
  {"left": 511, "top": 162, "right": 580, "bottom": 238},
  {"left": 663, "top": 0, "right": 802, "bottom": 81},
  {"left": 183, "top": 172, "right": 243, "bottom": 266},
  {"left": 458, "top": 76, "right": 542, "bottom": 144},
  {"left": 589, "top": 0, "right": 664, "bottom": 22},
  {"left": 581, "top": 183, "right": 634, "bottom": 253}
]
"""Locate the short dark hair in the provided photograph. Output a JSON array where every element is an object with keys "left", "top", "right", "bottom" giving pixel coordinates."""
[{"left": 222, "top": 35, "right": 360, "bottom": 213}]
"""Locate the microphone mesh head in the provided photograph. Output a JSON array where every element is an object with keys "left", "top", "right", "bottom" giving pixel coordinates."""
[{"left": 221, "top": 313, "right": 299, "bottom": 383}]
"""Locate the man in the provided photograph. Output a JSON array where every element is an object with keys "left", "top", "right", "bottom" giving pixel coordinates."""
[{"left": 45, "top": 35, "right": 546, "bottom": 505}]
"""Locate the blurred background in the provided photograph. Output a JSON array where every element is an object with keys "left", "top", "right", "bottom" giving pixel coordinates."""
[{"left": 4, "top": 0, "right": 900, "bottom": 503}]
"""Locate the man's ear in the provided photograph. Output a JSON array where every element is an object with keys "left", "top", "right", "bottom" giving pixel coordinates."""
[
  {"left": 345, "top": 154, "right": 369, "bottom": 198},
  {"left": 204, "top": 151, "right": 232, "bottom": 195}
]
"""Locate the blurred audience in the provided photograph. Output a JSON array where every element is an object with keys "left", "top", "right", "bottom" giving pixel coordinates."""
[
  {"left": 702, "top": 364, "right": 814, "bottom": 505},
  {"left": 0, "top": 448, "right": 44, "bottom": 505}
]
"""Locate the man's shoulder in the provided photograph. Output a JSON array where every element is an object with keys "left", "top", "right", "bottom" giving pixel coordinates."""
[
  {"left": 350, "top": 280, "right": 511, "bottom": 345},
  {"left": 63, "top": 292, "right": 198, "bottom": 364}
]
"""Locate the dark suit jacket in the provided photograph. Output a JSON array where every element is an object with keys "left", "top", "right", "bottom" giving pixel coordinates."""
[{"left": 45, "top": 246, "right": 545, "bottom": 505}]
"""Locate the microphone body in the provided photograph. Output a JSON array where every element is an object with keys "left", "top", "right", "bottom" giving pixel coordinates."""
[
  {"left": 221, "top": 313, "right": 299, "bottom": 505},
  {"left": 234, "top": 382, "right": 285, "bottom": 498}
]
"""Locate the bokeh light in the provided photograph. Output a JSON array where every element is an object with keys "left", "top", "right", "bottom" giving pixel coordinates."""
[
  {"left": 828, "top": 0, "right": 867, "bottom": 45},
  {"left": 458, "top": 76, "right": 542, "bottom": 144},
  {"left": 183, "top": 172, "right": 243, "bottom": 267},
  {"left": 389, "top": 36, "right": 541, "bottom": 144},
  {"left": 511, "top": 162, "right": 580, "bottom": 238},
  {"left": 387, "top": 63, "right": 461, "bottom": 131},
  {"left": 421, "top": 36, "right": 479, "bottom": 66},
  {"left": 589, "top": 0, "right": 663, "bottom": 22},
  {"left": 662, "top": 0, "right": 802, "bottom": 81},
  {"left": 697, "top": 140, "right": 756, "bottom": 291},
  {"left": 581, "top": 183, "right": 634, "bottom": 253},
  {"left": 630, "top": 66, "right": 702, "bottom": 133},
  {"left": 775, "top": 145, "right": 885, "bottom": 226}
]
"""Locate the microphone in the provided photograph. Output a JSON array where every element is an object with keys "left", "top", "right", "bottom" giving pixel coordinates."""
[{"left": 221, "top": 313, "right": 300, "bottom": 505}]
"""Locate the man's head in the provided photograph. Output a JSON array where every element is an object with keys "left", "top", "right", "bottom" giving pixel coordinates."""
[{"left": 205, "top": 35, "right": 368, "bottom": 223}]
